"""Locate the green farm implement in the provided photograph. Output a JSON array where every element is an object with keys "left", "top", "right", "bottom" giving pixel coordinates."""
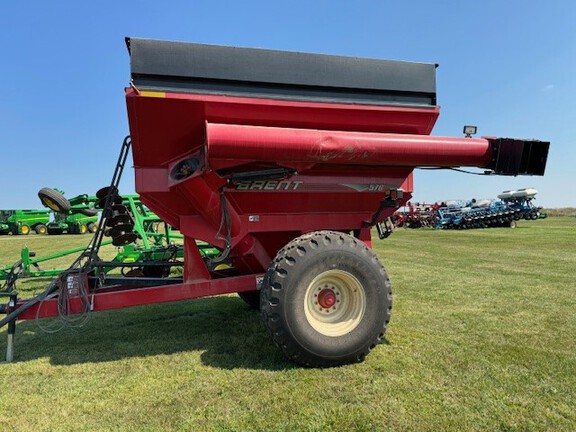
[
  {"left": 1, "top": 188, "right": 220, "bottom": 281},
  {"left": 0, "top": 209, "right": 50, "bottom": 235},
  {"left": 38, "top": 189, "right": 99, "bottom": 235},
  {"left": 47, "top": 212, "right": 99, "bottom": 235},
  {"left": 0, "top": 238, "right": 219, "bottom": 281},
  {"left": 38, "top": 188, "right": 172, "bottom": 246}
]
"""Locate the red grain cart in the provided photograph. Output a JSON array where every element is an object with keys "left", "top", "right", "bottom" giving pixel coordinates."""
[{"left": 1, "top": 38, "right": 549, "bottom": 366}]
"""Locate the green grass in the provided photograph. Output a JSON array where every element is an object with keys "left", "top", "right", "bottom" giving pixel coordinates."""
[{"left": 1, "top": 219, "right": 575, "bottom": 431}]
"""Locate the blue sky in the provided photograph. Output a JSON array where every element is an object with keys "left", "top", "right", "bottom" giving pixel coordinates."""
[{"left": 1, "top": 1, "right": 574, "bottom": 208}]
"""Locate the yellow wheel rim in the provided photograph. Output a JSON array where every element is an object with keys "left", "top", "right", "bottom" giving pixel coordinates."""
[{"left": 42, "top": 197, "right": 60, "bottom": 212}]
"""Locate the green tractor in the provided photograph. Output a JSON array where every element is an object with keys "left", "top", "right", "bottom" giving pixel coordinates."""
[
  {"left": 0, "top": 209, "right": 50, "bottom": 235},
  {"left": 38, "top": 188, "right": 100, "bottom": 235}
]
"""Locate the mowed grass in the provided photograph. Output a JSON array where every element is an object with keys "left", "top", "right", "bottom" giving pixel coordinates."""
[{"left": 0, "top": 218, "right": 575, "bottom": 431}]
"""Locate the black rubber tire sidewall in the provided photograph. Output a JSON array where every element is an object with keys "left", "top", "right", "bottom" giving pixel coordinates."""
[
  {"left": 80, "top": 208, "right": 99, "bottom": 217},
  {"left": 38, "top": 188, "right": 71, "bottom": 213}
]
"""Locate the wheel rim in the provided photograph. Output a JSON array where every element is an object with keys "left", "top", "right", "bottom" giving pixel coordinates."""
[
  {"left": 304, "top": 269, "right": 366, "bottom": 337},
  {"left": 21, "top": 225, "right": 29, "bottom": 234},
  {"left": 42, "top": 197, "right": 60, "bottom": 212}
]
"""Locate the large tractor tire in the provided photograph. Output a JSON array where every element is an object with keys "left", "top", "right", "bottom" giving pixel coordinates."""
[
  {"left": 38, "top": 188, "right": 71, "bottom": 213},
  {"left": 20, "top": 224, "right": 31, "bottom": 235},
  {"left": 261, "top": 230, "right": 392, "bottom": 367}
]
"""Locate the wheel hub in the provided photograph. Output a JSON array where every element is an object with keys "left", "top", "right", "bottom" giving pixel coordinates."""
[
  {"left": 317, "top": 288, "right": 337, "bottom": 309},
  {"left": 304, "top": 269, "right": 366, "bottom": 337}
]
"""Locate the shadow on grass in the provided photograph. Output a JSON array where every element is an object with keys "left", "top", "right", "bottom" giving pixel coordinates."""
[{"left": 1, "top": 296, "right": 295, "bottom": 371}]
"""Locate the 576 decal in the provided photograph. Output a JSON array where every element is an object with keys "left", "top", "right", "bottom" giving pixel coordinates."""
[{"left": 342, "top": 184, "right": 395, "bottom": 192}]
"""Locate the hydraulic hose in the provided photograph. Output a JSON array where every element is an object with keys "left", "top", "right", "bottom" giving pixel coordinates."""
[{"left": 0, "top": 281, "right": 58, "bottom": 329}]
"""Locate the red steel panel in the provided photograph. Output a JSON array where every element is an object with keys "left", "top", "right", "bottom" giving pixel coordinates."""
[{"left": 125, "top": 89, "right": 441, "bottom": 168}]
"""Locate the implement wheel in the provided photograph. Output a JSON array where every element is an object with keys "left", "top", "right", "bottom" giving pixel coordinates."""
[
  {"left": 38, "top": 187, "right": 71, "bottom": 213},
  {"left": 80, "top": 208, "right": 99, "bottom": 217},
  {"left": 35, "top": 224, "right": 47, "bottom": 235},
  {"left": 261, "top": 230, "right": 392, "bottom": 367},
  {"left": 20, "top": 224, "right": 30, "bottom": 235}
]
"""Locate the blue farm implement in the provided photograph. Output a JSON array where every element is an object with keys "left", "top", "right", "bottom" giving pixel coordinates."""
[
  {"left": 435, "top": 199, "right": 520, "bottom": 229},
  {"left": 394, "top": 188, "right": 545, "bottom": 230},
  {"left": 497, "top": 188, "right": 546, "bottom": 220}
]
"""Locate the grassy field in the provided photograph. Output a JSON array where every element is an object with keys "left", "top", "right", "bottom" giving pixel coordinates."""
[
  {"left": 1, "top": 218, "right": 575, "bottom": 431},
  {"left": 544, "top": 208, "right": 576, "bottom": 217}
]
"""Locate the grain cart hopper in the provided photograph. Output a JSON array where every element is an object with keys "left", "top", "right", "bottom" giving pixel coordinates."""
[{"left": 0, "top": 38, "right": 549, "bottom": 366}]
